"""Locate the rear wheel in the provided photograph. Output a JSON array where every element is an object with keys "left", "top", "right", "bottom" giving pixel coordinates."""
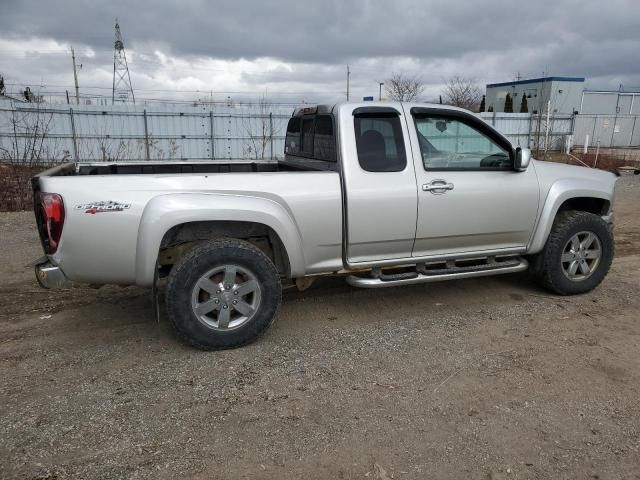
[
  {"left": 166, "top": 238, "right": 282, "bottom": 350},
  {"left": 531, "top": 210, "right": 614, "bottom": 295}
]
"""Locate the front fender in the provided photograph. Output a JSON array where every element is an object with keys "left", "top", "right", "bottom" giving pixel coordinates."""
[
  {"left": 135, "top": 193, "right": 306, "bottom": 286},
  {"left": 528, "top": 177, "right": 615, "bottom": 253}
]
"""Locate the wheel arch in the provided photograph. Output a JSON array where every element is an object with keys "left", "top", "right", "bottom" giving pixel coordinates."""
[
  {"left": 135, "top": 193, "right": 305, "bottom": 286},
  {"left": 158, "top": 220, "right": 291, "bottom": 278},
  {"left": 528, "top": 178, "right": 614, "bottom": 254}
]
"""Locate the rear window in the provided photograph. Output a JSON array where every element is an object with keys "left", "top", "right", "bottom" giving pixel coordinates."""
[
  {"left": 285, "top": 117, "right": 301, "bottom": 155},
  {"left": 285, "top": 113, "right": 337, "bottom": 162},
  {"left": 313, "top": 115, "right": 336, "bottom": 162},
  {"left": 301, "top": 118, "right": 314, "bottom": 155}
]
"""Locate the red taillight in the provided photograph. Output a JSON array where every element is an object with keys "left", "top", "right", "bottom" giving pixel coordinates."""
[{"left": 36, "top": 192, "right": 65, "bottom": 253}]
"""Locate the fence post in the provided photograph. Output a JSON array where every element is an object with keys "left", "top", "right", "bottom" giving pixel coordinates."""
[
  {"left": 630, "top": 115, "right": 637, "bottom": 147},
  {"left": 69, "top": 108, "right": 79, "bottom": 161},
  {"left": 568, "top": 113, "right": 576, "bottom": 152},
  {"left": 143, "top": 109, "right": 150, "bottom": 161},
  {"left": 527, "top": 113, "right": 533, "bottom": 148},
  {"left": 209, "top": 110, "right": 215, "bottom": 160},
  {"left": 544, "top": 103, "right": 551, "bottom": 153},
  {"left": 610, "top": 114, "right": 617, "bottom": 148},
  {"left": 269, "top": 112, "right": 273, "bottom": 159}
]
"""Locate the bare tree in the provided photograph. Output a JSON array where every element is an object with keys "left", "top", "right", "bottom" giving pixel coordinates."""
[
  {"left": 385, "top": 73, "right": 424, "bottom": 102},
  {"left": 242, "top": 95, "right": 282, "bottom": 160},
  {"left": 0, "top": 102, "right": 70, "bottom": 210},
  {"left": 0, "top": 103, "right": 65, "bottom": 166},
  {"left": 442, "top": 76, "right": 482, "bottom": 111}
]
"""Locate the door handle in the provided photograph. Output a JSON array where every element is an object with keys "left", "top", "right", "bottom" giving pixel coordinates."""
[{"left": 422, "top": 179, "right": 454, "bottom": 194}]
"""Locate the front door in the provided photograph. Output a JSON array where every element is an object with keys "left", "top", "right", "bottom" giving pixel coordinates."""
[{"left": 405, "top": 108, "right": 540, "bottom": 257}]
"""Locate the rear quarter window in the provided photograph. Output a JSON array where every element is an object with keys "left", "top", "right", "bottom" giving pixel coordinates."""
[{"left": 354, "top": 115, "right": 407, "bottom": 172}]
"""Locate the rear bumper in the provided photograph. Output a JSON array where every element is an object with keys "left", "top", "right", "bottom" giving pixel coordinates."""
[{"left": 33, "top": 256, "right": 72, "bottom": 289}]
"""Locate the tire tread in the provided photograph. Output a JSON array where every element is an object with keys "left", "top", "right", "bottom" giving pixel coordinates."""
[
  {"left": 165, "top": 238, "right": 281, "bottom": 350},
  {"left": 532, "top": 210, "right": 613, "bottom": 295}
]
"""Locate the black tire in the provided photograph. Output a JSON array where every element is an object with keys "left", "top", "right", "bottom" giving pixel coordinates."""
[
  {"left": 165, "top": 238, "right": 282, "bottom": 350},
  {"left": 530, "top": 210, "right": 614, "bottom": 295}
]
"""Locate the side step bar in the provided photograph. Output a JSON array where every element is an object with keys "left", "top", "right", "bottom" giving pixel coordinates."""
[{"left": 346, "top": 256, "right": 529, "bottom": 289}]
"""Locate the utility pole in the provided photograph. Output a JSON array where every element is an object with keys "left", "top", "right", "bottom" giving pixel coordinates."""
[
  {"left": 71, "top": 47, "right": 80, "bottom": 104},
  {"left": 346, "top": 65, "right": 350, "bottom": 101},
  {"left": 379, "top": 82, "right": 384, "bottom": 101}
]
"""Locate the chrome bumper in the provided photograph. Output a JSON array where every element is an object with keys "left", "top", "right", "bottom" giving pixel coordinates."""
[{"left": 34, "top": 257, "right": 72, "bottom": 289}]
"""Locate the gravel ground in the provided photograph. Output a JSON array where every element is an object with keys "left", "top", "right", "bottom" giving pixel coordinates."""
[{"left": 1, "top": 175, "right": 639, "bottom": 480}]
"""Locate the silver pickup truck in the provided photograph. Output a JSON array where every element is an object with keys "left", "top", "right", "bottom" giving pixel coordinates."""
[{"left": 32, "top": 102, "right": 616, "bottom": 350}]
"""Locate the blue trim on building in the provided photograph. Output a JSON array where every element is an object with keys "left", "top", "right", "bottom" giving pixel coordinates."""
[{"left": 486, "top": 77, "right": 585, "bottom": 88}]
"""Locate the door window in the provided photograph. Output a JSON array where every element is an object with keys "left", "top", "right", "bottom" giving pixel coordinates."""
[
  {"left": 414, "top": 117, "right": 511, "bottom": 170},
  {"left": 354, "top": 115, "right": 406, "bottom": 172}
]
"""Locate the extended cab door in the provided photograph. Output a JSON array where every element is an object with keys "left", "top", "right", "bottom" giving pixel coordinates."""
[
  {"left": 340, "top": 105, "right": 418, "bottom": 263},
  {"left": 405, "top": 107, "right": 539, "bottom": 257}
]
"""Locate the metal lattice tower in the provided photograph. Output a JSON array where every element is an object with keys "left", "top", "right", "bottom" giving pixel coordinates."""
[{"left": 112, "top": 20, "right": 135, "bottom": 104}]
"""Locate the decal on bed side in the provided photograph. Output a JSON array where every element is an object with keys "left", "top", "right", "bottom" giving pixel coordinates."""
[{"left": 75, "top": 201, "right": 131, "bottom": 214}]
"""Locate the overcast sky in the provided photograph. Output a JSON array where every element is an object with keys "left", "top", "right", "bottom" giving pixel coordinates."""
[{"left": 1, "top": 0, "right": 639, "bottom": 104}]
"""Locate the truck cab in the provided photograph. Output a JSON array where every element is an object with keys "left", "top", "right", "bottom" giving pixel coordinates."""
[{"left": 284, "top": 103, "right": 540, "bottom": 266}]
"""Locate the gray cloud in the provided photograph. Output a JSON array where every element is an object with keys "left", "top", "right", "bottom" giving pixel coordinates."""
[{"left": 1, "top": 0, "right": 639, "bottom": 103}]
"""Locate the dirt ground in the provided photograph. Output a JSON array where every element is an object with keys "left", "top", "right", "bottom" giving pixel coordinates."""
[{"left": 1, "top": 175, "right": 639, "bottom": 480}]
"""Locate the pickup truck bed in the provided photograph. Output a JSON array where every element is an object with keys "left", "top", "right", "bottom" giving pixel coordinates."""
[{"left": 34, "top": 162, "right": 343, "bottom": 285}]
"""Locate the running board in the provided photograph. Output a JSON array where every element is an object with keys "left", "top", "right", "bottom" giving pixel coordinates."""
[{"left": 346, "top": 256, "right": 529, "bottom": 289}]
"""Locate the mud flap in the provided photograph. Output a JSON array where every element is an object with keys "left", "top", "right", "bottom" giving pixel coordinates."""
[{"left": 152, "top": 261, "right": 160, "bottom": 324}]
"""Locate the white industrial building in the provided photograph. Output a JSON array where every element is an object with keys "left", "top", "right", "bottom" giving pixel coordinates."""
[
  {"left": 485, "top": 76, "right": 585, "bottom": 114},
  {"left": 580, "top": 89, "right": 640, "bottom": 114}
]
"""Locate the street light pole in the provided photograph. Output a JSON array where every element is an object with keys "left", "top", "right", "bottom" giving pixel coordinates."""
[
  {"left": 346, "top": 65, "right": 350, "bottom": 101},
  {"left": 379, "top": 82, "right": 384, "bottom": 101}
]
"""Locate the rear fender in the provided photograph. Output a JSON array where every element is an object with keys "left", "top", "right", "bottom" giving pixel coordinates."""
[{"left": 135, "top": 193, "right": 305, "bottom": 286}]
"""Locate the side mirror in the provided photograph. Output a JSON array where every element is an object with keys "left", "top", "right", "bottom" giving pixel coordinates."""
[{"left": 515, "top": 147, "right": 532, "bottom": 171}]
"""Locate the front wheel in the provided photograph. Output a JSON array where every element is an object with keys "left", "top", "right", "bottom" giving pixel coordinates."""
[
  {"left": 165, "top": 238, "right": 282, "bottom": 350},
  {"left": 530, "top": 210, "right": 614, "bottom": 295}
]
